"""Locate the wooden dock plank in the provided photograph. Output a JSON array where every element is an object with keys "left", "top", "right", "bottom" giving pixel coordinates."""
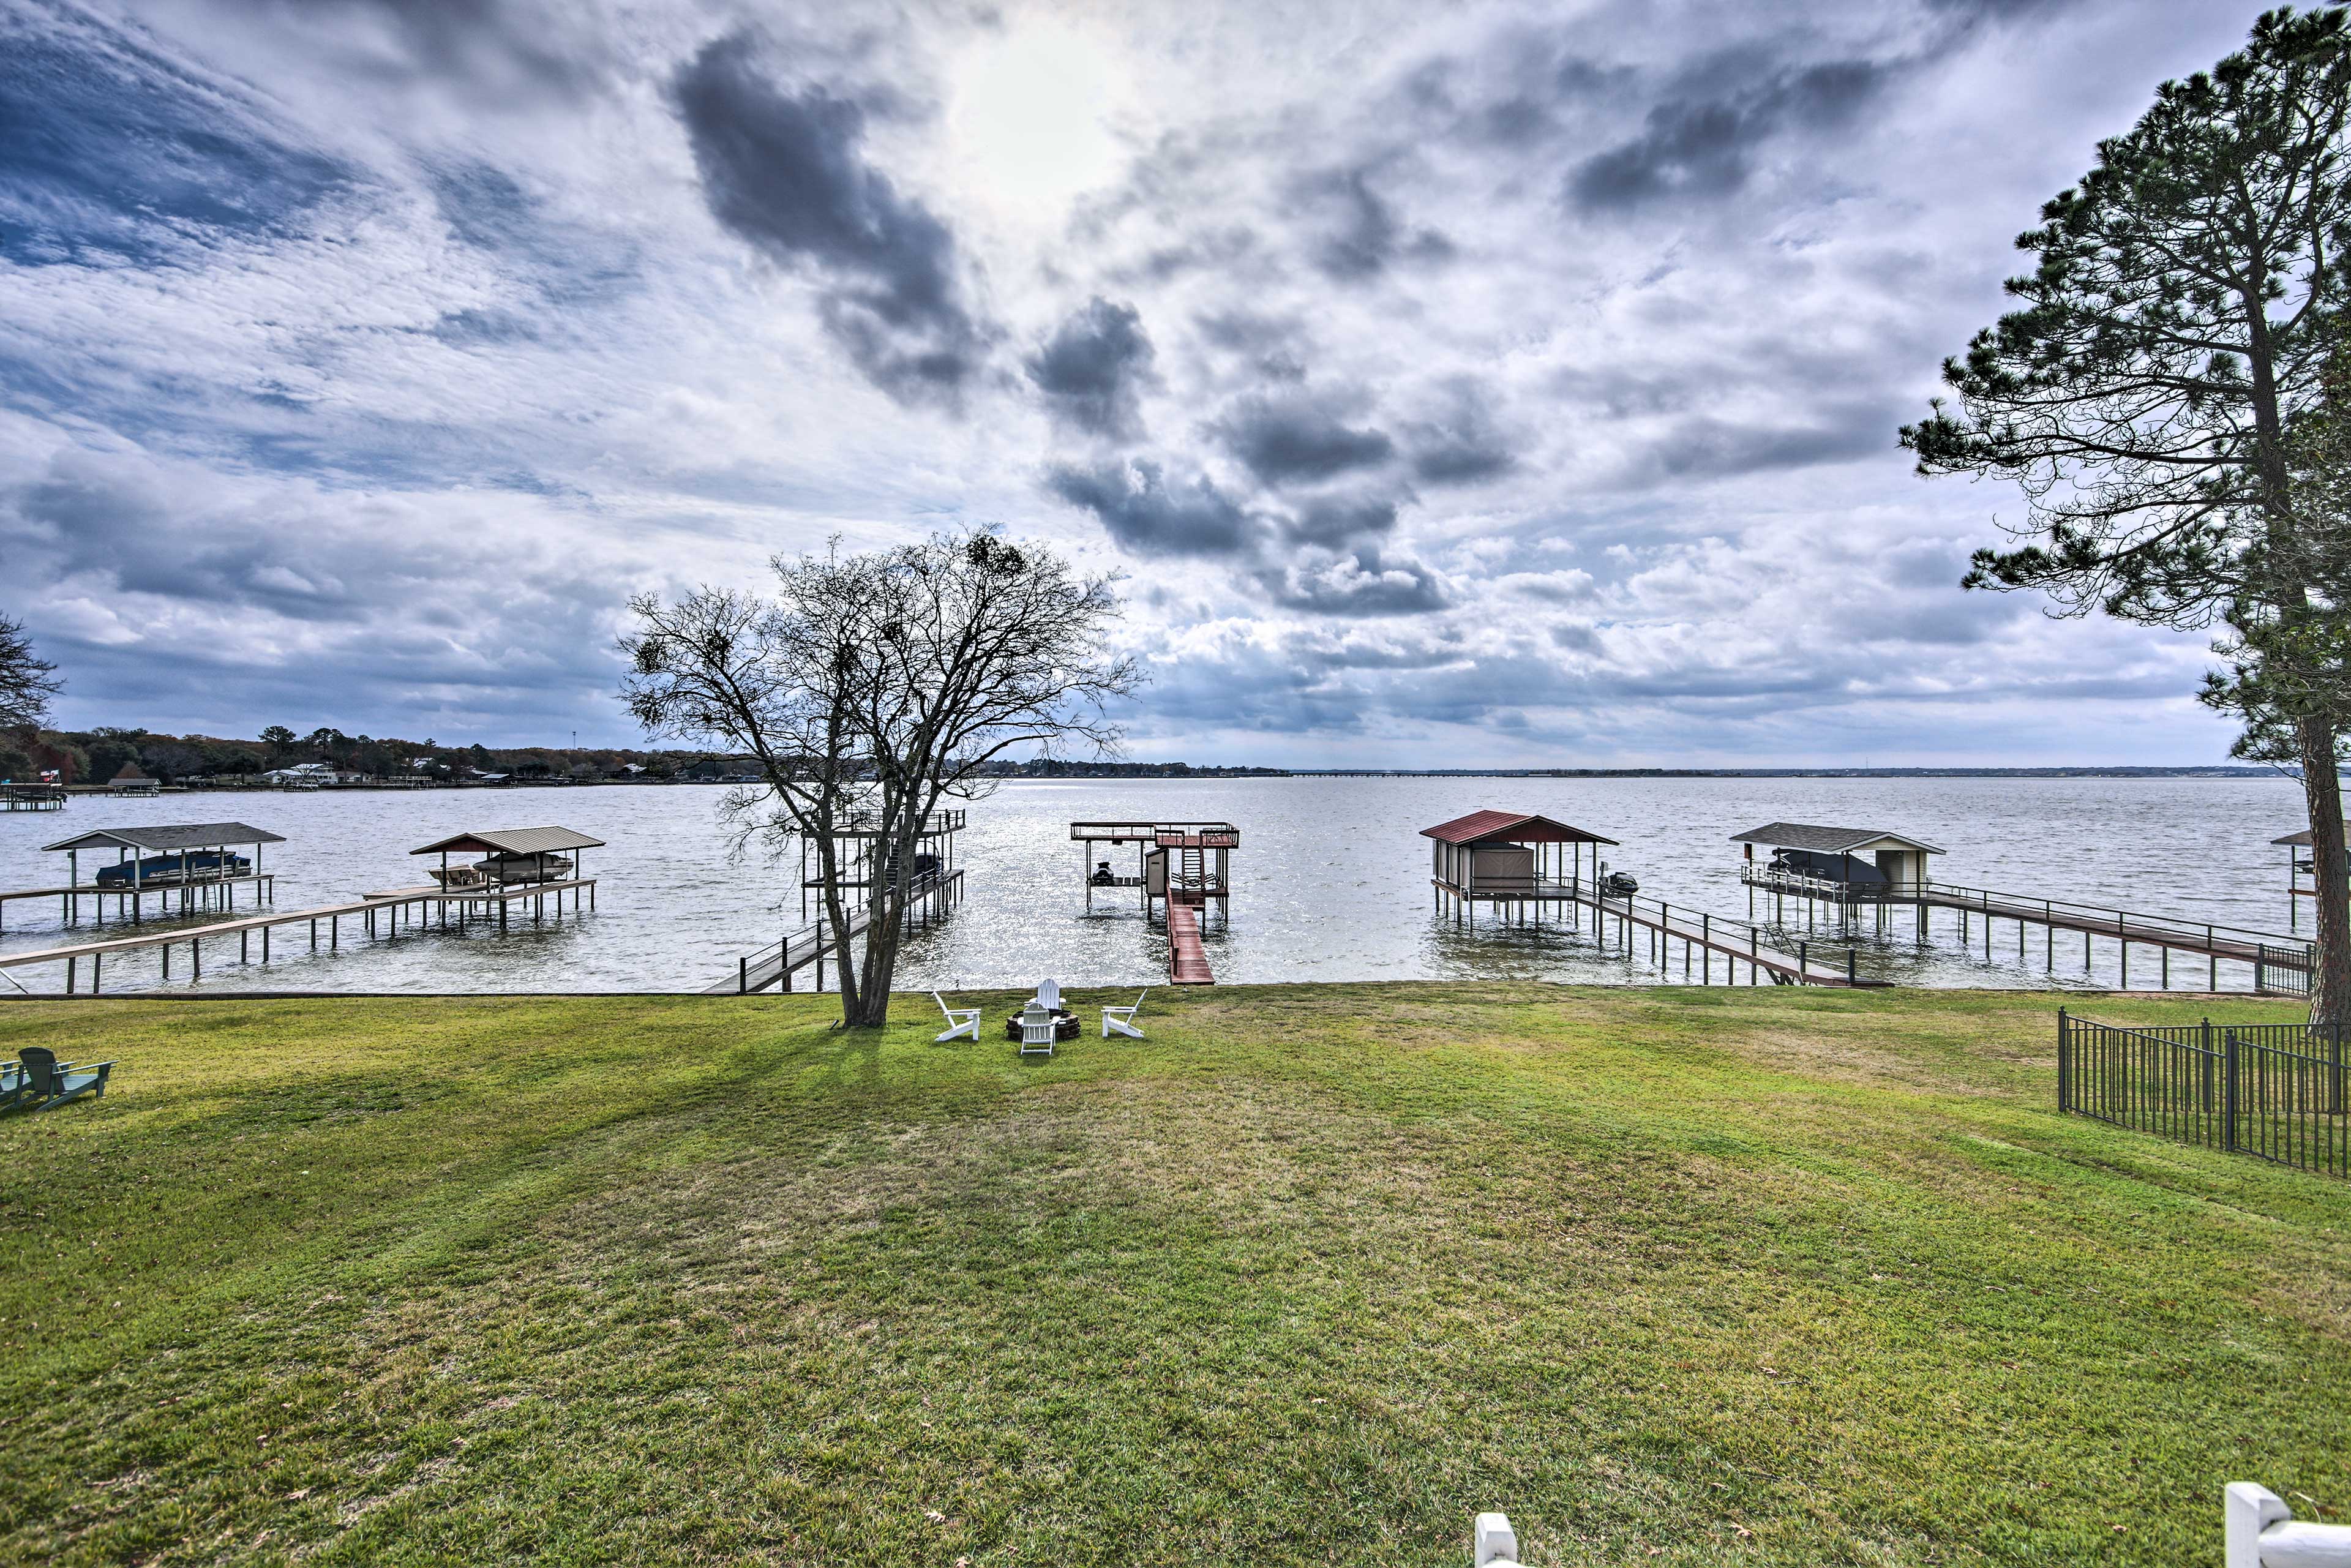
[{"left": 1167, "top": 901, "right": 1215, "bottom": 985}]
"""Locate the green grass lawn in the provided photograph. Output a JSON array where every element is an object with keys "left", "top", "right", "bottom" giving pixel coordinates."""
[{"left": 2, "top": 985, "right": 2345, "bottom": 1566}]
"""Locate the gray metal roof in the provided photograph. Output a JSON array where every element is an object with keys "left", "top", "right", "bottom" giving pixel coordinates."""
[
  {"left": 2271, "top": 823, "right": 2350, "bottom": 847},
  {"left": 1731, "top": 821, "right": 1945, "bottom": 855},
  {"left": 410, "top": 825, "right": 605, "bottom": 857},
  {"left": 43, "top": 822, "right": 287, "bottom": 853}
]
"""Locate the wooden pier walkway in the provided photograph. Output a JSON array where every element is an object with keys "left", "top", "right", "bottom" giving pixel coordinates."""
[
  {"left": 1744, "top": 868, "right": 2314, "bottom": 992},
  {"left": 1444, "top": 879, "right": 1883, "bottom": 988},
  {"left": 710, "top": 868, "right": 964, "bottom": 994},
  {"left": 0, "top": 876, "right": 277, "bottom": 933},
  {"left": 1, "top": 878, "right": 594, "bottom": 994},
  {"left": 1166, "top": 899, "right": 1215, "bottom": 985}
]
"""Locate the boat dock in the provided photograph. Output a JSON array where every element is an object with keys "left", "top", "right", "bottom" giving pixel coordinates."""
[
  {"left": 713, "top": 868, "right": 964, "bottom": 993},
  {"left": 1072, "top": 820, "right": 1238, "bottom": 986},
  {"left": 0, "top": 876, "right": 278, "bottom": 933},
  {"left": 4, "top": 877, "right": 596, "bottom": 996},
  {"left": 1423, "top": 811, "right": 1878, "bottom": 986},
  {"left": 1166, "top": 901, "right": 1214, "bottom": 984},
  {"left": 1734, "top": 823, "right": 2314, "bottom": 994},
  {"left": 2, "top": 784, "right": 64, "bottom": 812}
]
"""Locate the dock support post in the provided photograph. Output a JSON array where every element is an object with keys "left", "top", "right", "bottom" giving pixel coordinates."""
[
  {"left": 263, "top": 924, "right": 269, "bottom": 962},
  {"left": 2121, "top": 942, "right": 2128, "bottom": 989},
  {"left": 91, "top": 953, "right": 100, "bottom": 994},
  {"left": 242, "top": 931, "right": 249, "bottom": 964},
  {"left": 192, "top": 939, "right": 200, "bottom": 980},
  {"left": 66, "top": 956, "right": 75, "bottom": 996}
]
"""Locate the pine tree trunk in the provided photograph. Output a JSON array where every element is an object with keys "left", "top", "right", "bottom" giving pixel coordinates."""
[{"left": 2297, "top": 716, "right": 2350, "bottom": 1028}]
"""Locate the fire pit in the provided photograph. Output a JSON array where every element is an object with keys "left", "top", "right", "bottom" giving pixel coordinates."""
[{"left": 1002, "top": 1008, "right": 1081, "bottom": 1042}]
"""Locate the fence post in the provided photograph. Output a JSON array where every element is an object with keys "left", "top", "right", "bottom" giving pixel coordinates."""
[
  {"left": 2057, "top": 1007, "right": 2071, "bottom": 1111},
  {"left": 2332, "top": 1015, "right": 2344, "bottom": 1119},
  {"left": 2223, "top": 1029, "right": 2240, "bottom": 1153},
  {"left": 1847, "top": 947, "right": 1857, "bottom": 986},
  {"left": 740, "top": 954, "right": 749, "bottom": 995},
  {"left": 2202, "top": 1018, "right": 2214, "bottom": 1117}
]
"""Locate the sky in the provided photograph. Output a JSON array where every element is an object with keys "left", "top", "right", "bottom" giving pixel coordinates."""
[{"left": 0, "top": 0, "right": 2290, "bottom": 766}]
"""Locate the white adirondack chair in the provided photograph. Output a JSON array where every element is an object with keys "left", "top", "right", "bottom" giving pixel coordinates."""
[
  {"left": 1101, "top": 989, "right": 1149, "bottom": 1039},
  {"left": 1033, "top": 977, "right": 1063, "bottom": 1011},
  {"left": 1017, "top": 1000, "right": 1059, "bottom": 1056},
  {"left": 932, "top": 991, "right": 981, "bottom": 1043}
]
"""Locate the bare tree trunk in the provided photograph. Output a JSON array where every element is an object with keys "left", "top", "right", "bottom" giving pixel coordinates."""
[
  {"left": 2298, "top": 717, "right": 2350, "bottom": 1028},
  {"left": 841, "top": 819, "right": 915, "bottom": 1028}
]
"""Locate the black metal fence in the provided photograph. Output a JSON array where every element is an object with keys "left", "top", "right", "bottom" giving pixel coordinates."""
[{"left": 2058, "top": 1010, "right": 2349, "bottom": 1179}]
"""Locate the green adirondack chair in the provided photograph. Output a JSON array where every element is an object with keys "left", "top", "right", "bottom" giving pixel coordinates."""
[
  {"left": 13, "top": 1046, "right": 113, "bottom": 1112},
  {"left": 0, "top": 1060, "right": 24, "bottom": 1115}
]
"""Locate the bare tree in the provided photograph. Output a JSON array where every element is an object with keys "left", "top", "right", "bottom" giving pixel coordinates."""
[
  {"left": 0, "top": 614, "right": 61, "bottom": 736},
  {"left": 621, "top": 528, "right": 1138, "bottom": 1026}
]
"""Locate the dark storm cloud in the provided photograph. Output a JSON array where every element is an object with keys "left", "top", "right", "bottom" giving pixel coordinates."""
[
  {"left": 0, "top": 18, "right": 352, "bottom": 267},
  {"left": 1646, "top": 403, "right": 1894, "bottom": 479},
  {"left": 1025, "top": 298, "right": 1159, "bottom": 439},
  {"left": 1045, "top": 458, "right": 1256, "bottom": 558},
  {"left": 1213, "top": 392, "right": 1395, "bottom": 485},
  {"left": 1567, "top": 55, "right": 1893, "bottom": 212},
  {"left": 1283, "top": 493, "right": 1401, "bottom": 549},
  {"left": 1295, "top": 168, "right": 1455, "bottom": 282},
  {"left": 1402, "top": 379, "right": 1518, "bottom": 485},
  {"left": 672, "top": 34, "right": 984, "bottom": 407},
  {"left": 1268, "top": 550, "right": 1449, "bottom": 616}
]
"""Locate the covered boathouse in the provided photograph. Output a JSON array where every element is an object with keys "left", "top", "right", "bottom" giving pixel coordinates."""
[
  {"left": 1734, "top": 822, "right": 1941, "bottom": 903},
  {"left": 2273, "top": 822, "right": 2350, "bottom": 931},
  {"left": 38, "top": 821, "right": 285, "bottom": 924},
  {"left": 1422, "top": 809, "right": 1616, "bottom": 925}
]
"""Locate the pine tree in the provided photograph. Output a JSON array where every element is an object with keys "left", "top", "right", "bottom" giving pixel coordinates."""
[{"left": 1903, "top": 4, "right": 2351, "bottom": 1022}]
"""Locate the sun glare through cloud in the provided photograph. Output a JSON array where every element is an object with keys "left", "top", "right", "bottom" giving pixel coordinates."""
[{"left": 943, "top": 16, "right": 1129, "bottom": 222}]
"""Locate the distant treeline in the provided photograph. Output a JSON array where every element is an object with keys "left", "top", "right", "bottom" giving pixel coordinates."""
[
  {"left": 4, "top": 726, "right": 1289, "bottom": 787},
  {"left": 9, "top": 726, "right": 715, "bottom": 786}
]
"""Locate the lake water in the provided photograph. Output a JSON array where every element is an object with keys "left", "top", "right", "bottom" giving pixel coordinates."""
[{"left": 0, "top": 775, "right": 2314, "bottom": 996}]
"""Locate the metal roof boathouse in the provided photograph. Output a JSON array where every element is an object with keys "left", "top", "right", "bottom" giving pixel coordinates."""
[
  {"left": 1422, "top": 810, "right": 1617, "bottom": 928},
  {"left": 6, "top": 822, "right": 610, "bottom": 996},
  {"left": 24, "top": 821, "right": 287, "bottom": 929},
  {"left": 1736, "top": 818, "right": 2317, "bottom": 994}
]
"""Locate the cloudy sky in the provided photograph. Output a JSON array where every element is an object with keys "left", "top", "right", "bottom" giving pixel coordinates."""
[{"left": 0, "top": 0, "right": 2282, "bottom": 765}]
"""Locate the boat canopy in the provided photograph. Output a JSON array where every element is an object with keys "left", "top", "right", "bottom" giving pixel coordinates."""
[
  {"left": 44, "top": 822, "right": 287, "bottom": 855},
  {"left": 409, "top": 825, "right": 605, "bottom": 858}
]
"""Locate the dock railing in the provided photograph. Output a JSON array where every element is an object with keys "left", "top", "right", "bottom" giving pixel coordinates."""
[
  {"left": 1742, "top": 865, "right": 2313, "bottom": 971},
  {"left": 1548, "top": 876, "right": 1872, "bottom": 986},
  {"left": 2058, "top": 1009, "right": 2348, "bottom": 1180}
]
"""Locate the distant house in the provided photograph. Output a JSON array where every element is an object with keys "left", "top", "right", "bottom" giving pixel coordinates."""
[
  {"left": 620, "top": 763, "right": 647, "bottom": 776},
  {"left": 263, "top": 762, "right": 368, "bottom": 787},
  {"left": 109, "top": 763, "right": 160, "bottom": 795}
]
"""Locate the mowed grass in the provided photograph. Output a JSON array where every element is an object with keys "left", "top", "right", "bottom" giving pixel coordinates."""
[{"left": 1, "top": 986, "right": 2347, "bottom": 1566}]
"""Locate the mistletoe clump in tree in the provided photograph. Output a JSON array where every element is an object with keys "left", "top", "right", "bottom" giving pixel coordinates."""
[
  {"left": 621, "top": 528, "right": 1137, "bottom": 1029},
  {"left": 1902, "top": 4, "right": 2351, "bottom": 1023}
]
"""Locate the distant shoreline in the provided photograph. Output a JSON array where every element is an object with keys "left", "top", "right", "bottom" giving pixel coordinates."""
[{"left": 54, "top": 763, "right": 2292, "bottom": 796}]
